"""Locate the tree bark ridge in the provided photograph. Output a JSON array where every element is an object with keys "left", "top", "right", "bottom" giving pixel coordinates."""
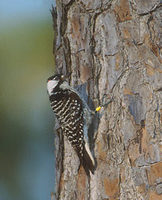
[{"left": 52, "top": 0, "right": 162, "bottom": 199}]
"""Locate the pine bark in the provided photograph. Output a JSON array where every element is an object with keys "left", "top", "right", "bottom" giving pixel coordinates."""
[{"left": 52, "top": 0, "right": 162, "bottom": 199}]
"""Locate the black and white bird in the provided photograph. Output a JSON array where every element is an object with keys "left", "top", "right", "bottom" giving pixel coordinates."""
[{"left": 47, "top": 73, "right": 95, "bottom": 175}]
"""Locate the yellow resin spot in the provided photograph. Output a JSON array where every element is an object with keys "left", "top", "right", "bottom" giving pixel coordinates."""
[{"left": 96, "top": 106, "right": 102, "bottom": 112}]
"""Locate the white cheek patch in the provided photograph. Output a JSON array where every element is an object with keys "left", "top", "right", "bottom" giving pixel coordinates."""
[{"left": 47, "top": 80, "right": 58, "bottom": 95}]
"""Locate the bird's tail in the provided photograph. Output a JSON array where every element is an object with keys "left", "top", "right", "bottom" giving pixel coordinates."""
[{"left": 80, "top": 142, "right": 95, "bottom": 176}]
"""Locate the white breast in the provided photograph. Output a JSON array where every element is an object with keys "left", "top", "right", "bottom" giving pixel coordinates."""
[{"left": 47, "top": 80, "right": 59, "bottom": 95}]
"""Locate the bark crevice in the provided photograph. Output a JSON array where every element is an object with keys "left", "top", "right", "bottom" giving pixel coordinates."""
[{"left": 52, "top": 0, "right": 162, "bottom": 199}]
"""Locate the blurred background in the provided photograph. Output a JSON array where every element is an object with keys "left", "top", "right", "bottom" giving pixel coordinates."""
[{"left": 0, "top": 0, "right": 56, "bottom": 199}]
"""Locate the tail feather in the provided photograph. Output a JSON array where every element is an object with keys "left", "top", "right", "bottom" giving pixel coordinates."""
[{"left": 80, "top": 144, "right": 95, "bottom": 176}]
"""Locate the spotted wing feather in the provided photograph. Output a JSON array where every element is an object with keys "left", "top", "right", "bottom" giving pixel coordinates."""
[{"left": 49, "top": 89, "right": 95, "bottom": 175}]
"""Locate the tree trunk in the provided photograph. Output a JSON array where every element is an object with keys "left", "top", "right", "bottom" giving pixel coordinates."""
[{"left": 52, "top": 0, "right": 162, "bottom": 199}]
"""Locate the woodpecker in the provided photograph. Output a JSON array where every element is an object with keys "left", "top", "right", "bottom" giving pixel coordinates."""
[{"left": 47, "top": 73, "right": 95, "bottom": 175}]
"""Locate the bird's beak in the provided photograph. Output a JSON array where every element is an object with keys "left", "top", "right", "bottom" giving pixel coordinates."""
[{"left": 61, "top": 72, "right": 71, "bottom": 81}]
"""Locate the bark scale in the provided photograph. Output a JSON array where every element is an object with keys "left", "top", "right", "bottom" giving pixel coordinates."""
[{"left": 52, "top": 0, "right": 162, "bottom": 199}]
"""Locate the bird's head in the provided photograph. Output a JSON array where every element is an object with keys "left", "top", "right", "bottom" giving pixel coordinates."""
[{"left": 47, "top": 73, "right": 71, "bottom": 95}]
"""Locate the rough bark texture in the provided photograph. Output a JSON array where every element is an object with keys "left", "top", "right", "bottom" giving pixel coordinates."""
[{"left": 52, "top": 0, "right": 162, "bottom": 199}]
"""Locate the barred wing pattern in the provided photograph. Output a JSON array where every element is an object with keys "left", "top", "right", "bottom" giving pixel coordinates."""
[{"left": 49, "top": 89, "right": 95, "bottom": 175}]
